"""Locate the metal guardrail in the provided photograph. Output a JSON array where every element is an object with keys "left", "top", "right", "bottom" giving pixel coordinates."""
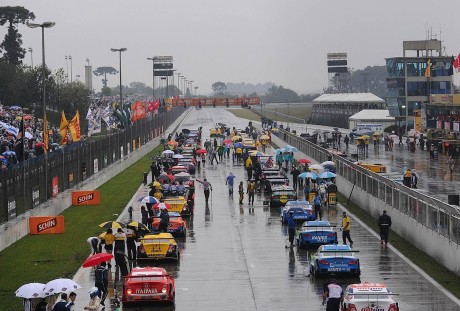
[
  {"left": 277, "top": 127, "right": 460, "bottom": 245},
  {"left": 0, "top": 108, "right": 184, "bottom": 224}
]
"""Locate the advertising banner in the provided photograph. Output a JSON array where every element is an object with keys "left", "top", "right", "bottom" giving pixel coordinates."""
[
  {"left": 29, "top": 216, "right": 65, "bottom": 234},
  {"left": 72, "top": 190, "right": 100, "bottom": 206},
  {"left": 454, "top": 122, "right": 460, "bottom": 132},
  {"left": 52, "top": 176, "right": 59, "bottom": 198}
]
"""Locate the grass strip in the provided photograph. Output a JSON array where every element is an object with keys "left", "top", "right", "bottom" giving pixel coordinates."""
[
  {"left": 227, "top": 107, "right": 312, "bottom": 123},
  {"left": 0, "top": 144, "right": 163, "bottom": 310},
  {"left": 337, "top": 192, "right": 460, "bottom": 299}
]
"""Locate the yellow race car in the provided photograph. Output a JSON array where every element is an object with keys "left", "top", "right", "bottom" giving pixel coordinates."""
[{"left": 137, "top": 233, "right": 180, "bottom": 261}]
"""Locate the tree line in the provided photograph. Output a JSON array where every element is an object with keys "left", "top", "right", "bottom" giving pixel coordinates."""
[{"left": 0, "top": 6, "right": 90, "bottom": 117}]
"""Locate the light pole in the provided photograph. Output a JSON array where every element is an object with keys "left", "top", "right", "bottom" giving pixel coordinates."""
[
  {"left": 69, "top": 55, "right": 73, "bottom": 83},
  {"left": 194, "top": 86, "right": 198, "bottom": 96},
  {"left": 176, "top": 72, "right": 181, "bottom": 97},
  {"left": 65, "top": 55, "right": 69, "bottom": 81},
  {"left": 147, "top": 57, "right": 156, "bottom": 99},
  {"left": 76, "top": 74, "right": 80, "bottom": 81},
  {"left": 27, "top": 20, "right": 55, "bottom": 199},
  {"left": 111, "top": 48, "right": 127, "bottom": 108},
  {"left": 189, "top": 81, "right": 194, "bottom": 97},
  {"left": 28, "top": 47, "right": 33, "bottom": 67}
]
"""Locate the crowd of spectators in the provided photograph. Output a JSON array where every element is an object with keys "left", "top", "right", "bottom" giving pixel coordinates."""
[{"left": 427, "top": 113, "right": 460, "bottom": 122}]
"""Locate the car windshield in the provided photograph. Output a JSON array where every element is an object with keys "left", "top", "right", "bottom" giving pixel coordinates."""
[
  {"left": 127, "top": 276, "right": 164, "bottom": 282},
  {"left": 287, "top": 207, "right": 305, "bottom": 213}
]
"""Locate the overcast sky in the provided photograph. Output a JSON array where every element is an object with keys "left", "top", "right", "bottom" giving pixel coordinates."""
[{"left": 2, "top": 0, "right": 460, "bottom": 95}]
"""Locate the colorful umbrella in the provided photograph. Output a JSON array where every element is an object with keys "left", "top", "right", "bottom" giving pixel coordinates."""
[
  {"left": 196, "top": 149, "right": 207, "bottom": 155},
  {"left": 298, "top": 172, "right": 318, "bottom": 179},
  {"left": 158, "top": 173, "right": 174, "bottom": 181},
  {"left": 153, "top": 202, "right": 172, "bottom": 210},
  {"left": 127, "top": 221, "right": 150, "bottom": 233},
  {"left": 297, "top": 158, "right": 311, "bottom": 164},
  {"left": 223, "top": 139, "right": 232, "bottom": 144},
  {"left": 321, "top": 161, "right": 335, "bottom": 166},
  {"left": 161, "top": 150, "right": 175, "bottom": 156},
  {"left": 259, "top": 134, "right": 270, "bottom": 140},
  {"left": 82, "top": 253, "right": 114, "bottom": 268},
  {"left": 172, "top": 154, "right": 184, "bottom": 159},
  {"left": 138, "top": 196, "right": 159, "bottom": 204},
  {"left": 98, "top": 221, "right": 125, "bottom": 229},
  {"left": 319, "top": 171, "right": 337, "bottom": 179},
  {"left": 309, "top": 164, "right": 324, "bottom": 171}
]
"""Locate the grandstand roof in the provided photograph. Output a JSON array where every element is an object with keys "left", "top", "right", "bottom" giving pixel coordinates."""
[
  {"left": 313, "top": 93, "right": 385, "bottom": 103},
  {"left": 349, "top": 110, "right": 394, "bottom": 121}
]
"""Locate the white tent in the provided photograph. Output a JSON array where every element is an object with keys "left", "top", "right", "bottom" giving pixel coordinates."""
[{"left": 348, "top": 110, "right": 395, "bottom": 131}]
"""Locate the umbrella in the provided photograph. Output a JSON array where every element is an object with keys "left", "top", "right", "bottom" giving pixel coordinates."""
[
  {"left": 323, "top": 164, "right": 336, "bottom": 172},
  {"left": 358, "top": 135, "right": 370, "bottom": 140},
  {"left": 234, "top": 142, "right": 243, "bottom": 148},
  {"left": 98, "top": 221, "right": 125, "bottom": 229},
  {"left": 196, "top": 149, "right": 207, "bottom": 155},
  {"left": 23, "top": 115, "right": 32, "bottom": 120},
  {"left": 250, "top": 151, "right": 265, "bottom": 157},
  {"left": 43, "top": 279, "right": 81, "bottom": 295},
  {"left": 148, "top": 181, "right": 162, "bottom": 189},
  {"left": 161, "top": 150, "right": 174, "bottom": 156},
  {"left": 259, "top": 134, "right": 270, "bottom": 140},
  {"left": 223, "top": 139, "right": 232, "bottom": 144},
  {"left": 35, "top": 142, "right": 45, "bottom": 147},
  {"left": 271, "top": 128, "right": 279, "bottom": 132},
  {"left": 284, "top": 145, "right": 299, "bottom": 152},
  {"left": 10, "top": 105, "right": 22, "bottom": 110},
  {"left": 153, "top": 202, "right": 172, "bottom": 210},
  {"left": 232, "top": 135, "right": 241, "bottom": 141},
  {"left": 321, "top": 161, "right": 335, "bottom": 166},
  {"left": 309, "top": 164, "right": 325, "bottom": 171},
  {"left": 174, "top": 171, "right": 191, "bottom": 178},
  {"left": 319, "top": 171, "right": 336, "bottom": 179},
  {"left": 172, "top": 154, "right": 184, "bottom": 159},
  {"left": 25, "top": 132, "right": 33, "bottom": 139},
  {"left": 2, "top": 150, "right": 15, "bottom": 156},
  {"left": 15, "top": 283, "right": 47, "bottom": 299},
  {"left": 274, "top": 148, "right": 284, "bottom": 154},
  {"left": 127, "top": 221, "right": 150, "bottom": 233},
  {"left": 298, "top": 172, "right": 318, "bottom": 179},
  {"left": 138, "top": 196, "right": 159, "bottom": 204},
  {"left": 158, "top": 173, "right": 174, "bottom": 181},
  {"left": 82, "top": 253, "right": 114, "bottom": 268},
  {"left": 167, "top": 140, "right": 177, "bottom": 145},
  {"left": 297, "top": 158, "right": 311, "bottom": 164}
]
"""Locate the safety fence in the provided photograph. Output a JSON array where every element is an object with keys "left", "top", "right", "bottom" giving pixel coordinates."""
[
  {"left": 0, "top": 108, "right": 184, "bottom": 224},
  {"left": 279, "top": 128, "right": 460, "bottom": 245}
]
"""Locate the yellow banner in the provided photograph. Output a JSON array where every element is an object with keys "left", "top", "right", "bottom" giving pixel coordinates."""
[
  {"left": 69, "top": 111, "right": 81, "bottom": 142},
  {"left": 59, "top": 111, "right": 69, "bottom": 145}
]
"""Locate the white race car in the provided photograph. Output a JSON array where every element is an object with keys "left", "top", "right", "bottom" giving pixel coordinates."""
[{"left": 342, "top": 282, "right": 399, "bottom": 311}]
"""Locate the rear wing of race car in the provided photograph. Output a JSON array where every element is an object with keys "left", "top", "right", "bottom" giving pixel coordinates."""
[
  {"left": 320, "top": 250, "right": 359, "bottom": 253},
  {"left": 303, "top": 223, "right": 338, "bottom": 228}
]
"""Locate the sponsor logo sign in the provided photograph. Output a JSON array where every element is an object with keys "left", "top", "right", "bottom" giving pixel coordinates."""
[
  {"left": 29, "top": 216, "right": 65, "bottom": 234},
  {"left": 71, "top": 190, "right": 100, "bottom": 206}
]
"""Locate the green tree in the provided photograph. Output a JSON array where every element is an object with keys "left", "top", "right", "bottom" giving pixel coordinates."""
[
  {"left": 212, "top": 81, "right": 227, "bottom": 94},
  {"left": 93, "top": 66, "right": 118, "bottom": 88},
  {"left": 263, "top": 85, "right": 300, "bottom": 103},
  {"left": 0, "top": 6, "right": 35, "bottom": 65}
]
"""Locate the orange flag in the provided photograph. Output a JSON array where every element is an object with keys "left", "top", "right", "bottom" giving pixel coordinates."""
[
  {"left": 43, "top": 113, "right": 48, "bottom": 153},
  {"left": 69, "top": 111, "right": 81, "bottom": 142},
  {"left": 59, "top": 111, "right": 69, "bottom": 145}
]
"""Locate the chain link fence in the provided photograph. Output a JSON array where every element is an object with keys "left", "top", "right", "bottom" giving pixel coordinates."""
[{"left": 0, "top": 108, "right": 184, "bottom": 224}]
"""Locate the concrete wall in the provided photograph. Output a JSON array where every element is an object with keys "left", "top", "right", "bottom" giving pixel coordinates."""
[
  {"left": 0, "top": 110, "right": 189, "bottom": 252},
  {"left": 336, "top": 175, "right": 460, "bottom": 275}
]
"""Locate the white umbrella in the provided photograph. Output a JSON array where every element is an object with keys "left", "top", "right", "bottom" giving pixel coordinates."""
[
  {"left": 321, "top": 161, "right": 335, "bottom": 166},
  {"left": 16, "top": 282, "right": 47, "bottom": 298},
  {"left": 174, "top": 172, "right": 191, "bottom": 178},
  {"left": 172, "top": 154, "right": 184, "bottom": 159},
  {"left": 309, "top": 164, "right": 325, "bottom": 171},
  {"left": 43, "top": 278, "right": 81, "bottom": 295},
  {"left": 161, "top": 150, "right": 174, "bottom": 156}
]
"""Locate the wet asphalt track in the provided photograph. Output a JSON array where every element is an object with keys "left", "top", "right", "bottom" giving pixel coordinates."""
[{"left": 73, "top": 108, "right": 460, "bottom": 311}]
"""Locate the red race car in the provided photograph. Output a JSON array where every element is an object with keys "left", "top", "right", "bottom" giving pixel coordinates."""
[{"left": 122, "top": 266, "right": 175, "bottom": 305}]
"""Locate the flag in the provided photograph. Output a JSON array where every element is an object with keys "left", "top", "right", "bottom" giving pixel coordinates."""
[
  {"left": 15, "top": 115, "right": 25, "bottom": 161},
  {"left": 59, "top": 111, "right": 69, "bottom": 145},
  {"left": 454, "top": 53, "right": 460, "bottom": 72},
  {"left": 17, "top": 115, "right": 24, "bottom": 140},
  {"left": 69, "top": 111, "right": 81, "bottom": 142},
  {"left": 424, "top": 59, "right": 431, "bottom": 77},
  {"left": 43, "top": 113, "right": 48, "bottom": 153}
]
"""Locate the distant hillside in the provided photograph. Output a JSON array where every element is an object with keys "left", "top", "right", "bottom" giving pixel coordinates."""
[{"left": 225, "top": 82, "right": 274, "bottom": 96}]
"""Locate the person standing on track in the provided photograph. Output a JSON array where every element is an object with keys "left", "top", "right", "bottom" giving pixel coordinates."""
[
  {"left": 341, "top": 212, "right": 353, "bottom": 247},
  {"left": 238, "top": 181, "right": 244, "bottom": 205},
  {"left": 287, "top": 211, "right": 296, "bottom": 248},
  {"left": 322, "top": 276, "right": 342, "bottom": 311},
  {"left": 247, "top": 179, "right": 255, "bottom": 205},
  {"left": 226, "top": 172, "right": 235, "bottom": 197},
  {"left": 197, "top": 178, "right": 213, "bottom": 205},
  {"left": 378, "top": 210, "right": 392, "bottom": 245}
]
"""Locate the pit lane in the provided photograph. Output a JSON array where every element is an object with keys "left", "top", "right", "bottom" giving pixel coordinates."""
[{"left": 74, "top": 107, "right": 460, "bottom": 311}]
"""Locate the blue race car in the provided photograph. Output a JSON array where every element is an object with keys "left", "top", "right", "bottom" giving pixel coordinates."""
[
  {"left": 309, "top": 244, "right": 360, "bottom": 278},
  {"left": 296, "top": 220, "right": 337, "bottom": 248},
  {"left": 280, "top": 200, "right": 315, "bottom": 224}
]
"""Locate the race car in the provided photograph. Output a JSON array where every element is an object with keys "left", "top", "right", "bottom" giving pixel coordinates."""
[
  {"left": 162, "top": 196, "right": 192, "bottom": 216},
  {"left": 280, "top": 200, "right": 315, "bottom": 224},
  {"left": 309, "top": 244, "right": 360, "bottom": 278},
  {"left": 269, "top": 185, "right": 296, "bottom": 208},
  {"left": 152, "top": 212, "right": 187, "bottom": 237},
  {"left": 296, "top": 220, "right": 338, "bottom": 248},
  {"left": 122, "top": 266, "right": 175, "bottom": 305},
  {"left": 342, "top": 282, "right": 399, "bottom": 311},
  {"left": 137, "top": 233, "right": 180, "bottom": 261}
]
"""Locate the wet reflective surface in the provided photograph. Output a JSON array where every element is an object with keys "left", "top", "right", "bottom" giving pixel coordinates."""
[{"left": 72, "top": 108, "right": 460, "bottom": 310}]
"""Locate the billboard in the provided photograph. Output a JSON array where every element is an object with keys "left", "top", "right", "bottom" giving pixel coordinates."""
[
  {"left": 154, "top": 63, "right": 173, "bottom": 69},
  {"left": 72, "top": 190, "right": 101, "bottom": 206},
  {"left": 29, "top": 216, "right": 65, "bottom": 234},
  {"left": 154, "top": 70, "right": 174, "bottom": 76}
]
